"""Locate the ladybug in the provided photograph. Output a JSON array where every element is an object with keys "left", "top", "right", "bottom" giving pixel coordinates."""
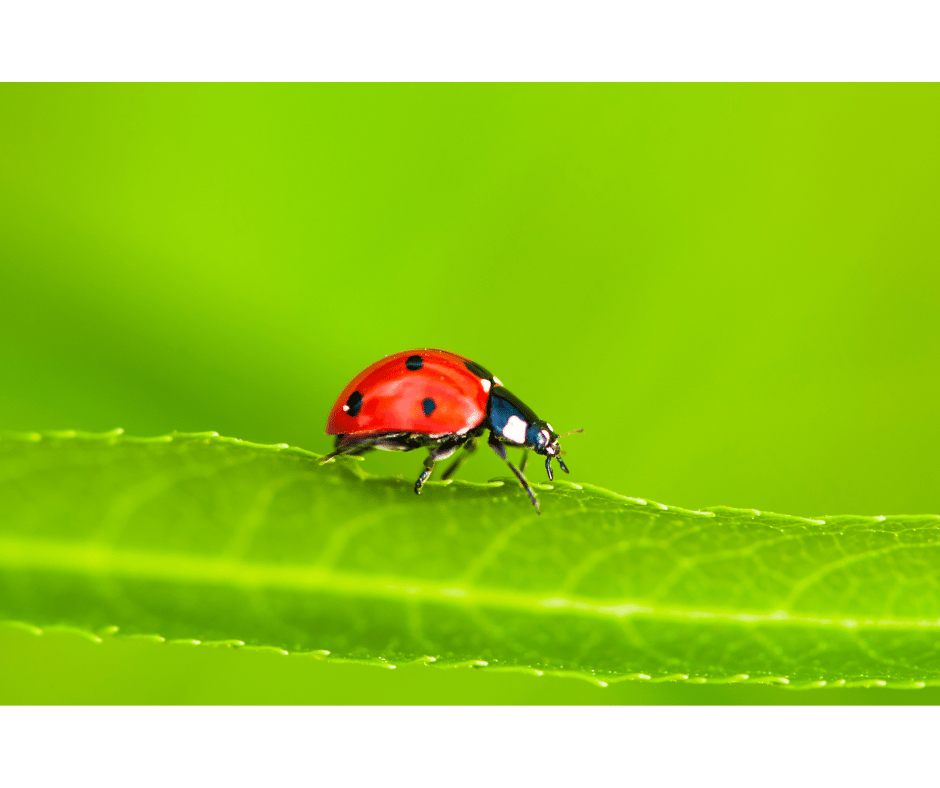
[{"left": 322, "top": 349, "right": 579, "bottom": 513}]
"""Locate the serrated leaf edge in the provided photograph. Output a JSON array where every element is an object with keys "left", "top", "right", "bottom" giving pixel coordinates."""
[
  {"left": 2, "top": 619, "right": 928, "bottom": 690},
  {"left": 4, "top": 429, "right": 933, "bottom": 526}
]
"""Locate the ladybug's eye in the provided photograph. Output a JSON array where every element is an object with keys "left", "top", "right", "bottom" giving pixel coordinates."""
[{"left": 538, "top": 429, "right": 551, "bottom": 447}]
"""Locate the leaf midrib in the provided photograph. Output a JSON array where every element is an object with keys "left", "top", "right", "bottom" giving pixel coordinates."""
[{"left": 2, "top": 534, "right": 937, "bottom": 631}]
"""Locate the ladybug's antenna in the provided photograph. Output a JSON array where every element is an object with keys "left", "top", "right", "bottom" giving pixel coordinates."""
[{"left": 557, "top": 428, "right": 582, "bottom": 457}]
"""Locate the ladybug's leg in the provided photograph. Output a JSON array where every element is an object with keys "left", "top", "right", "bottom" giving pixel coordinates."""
[
  {"left": 519, "top": 449, "right": 529, "bottom": 473},
  {"left": 414, "top": 441, "right": 461, "bottom": 495},
  {"left": 320, "top": 438, "right": 379, "bottom": 464},
  {"left": 440, "top": 439, "right": 478, "bottom": 481},
  {"left": 414, "top": 457, "right": 435, "bottom": 495},
  {"left": 488, "top": 435, "right": 540, "bottom": 514},
  {"left": 320, "top": 433, "right": 404, "bottom": 464}
]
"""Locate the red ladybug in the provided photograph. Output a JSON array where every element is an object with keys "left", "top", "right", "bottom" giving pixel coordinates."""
[{"left": 322, "top": 349, "right": 579, "bottom": 513}]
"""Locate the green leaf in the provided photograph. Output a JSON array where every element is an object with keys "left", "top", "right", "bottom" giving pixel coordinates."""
[{"left": 2, "top": 430, "right": 939, "bottom": 689}]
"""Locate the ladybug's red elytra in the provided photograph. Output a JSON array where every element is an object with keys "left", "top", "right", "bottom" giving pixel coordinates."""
[{"left": 322, "top": 349, "right": 579, "bottom": 513}]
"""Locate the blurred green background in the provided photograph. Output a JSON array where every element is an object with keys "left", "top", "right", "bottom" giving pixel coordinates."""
[{"left": 1, "top": 84, "right": 939, "bottom": 704}]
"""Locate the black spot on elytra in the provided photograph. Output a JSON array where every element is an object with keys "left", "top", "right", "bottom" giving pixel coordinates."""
[
  {"left": 464, "top": 359, "right": 495, "bottom": 380},
  {"left": 346, "top": 390, "right": 363, "bottom": 417},
  {"left": 422, "top": 397, "right": 436, "bottom": 416},
  {"left": 406, "top": 354, "right": 424, "bottom": 371}
]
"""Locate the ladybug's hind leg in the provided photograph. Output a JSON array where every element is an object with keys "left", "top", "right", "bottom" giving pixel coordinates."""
[
  {"left": 488, "top": 434, "right": 540, "bottom": 514},
  {"left": 320, "top": 433, "right": 403, "bottom": 464},
  {"left": 414, "top": 440, "right": 462, "bottom": 495}
]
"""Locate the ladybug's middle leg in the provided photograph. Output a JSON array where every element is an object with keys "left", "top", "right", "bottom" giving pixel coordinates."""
[
  {"left": 414, "top": 440, "right": 462, "bottom": 495},
  {"left": 440, "top": 438, "right": 478, "bottom": 481}
]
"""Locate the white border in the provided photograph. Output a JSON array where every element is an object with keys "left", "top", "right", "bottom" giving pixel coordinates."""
[
  {"left": 0, "top": 1, "right": 938, "bottom": 80},
  {"left": 0, "top": 706, "right": 937, "bottom": 786}
]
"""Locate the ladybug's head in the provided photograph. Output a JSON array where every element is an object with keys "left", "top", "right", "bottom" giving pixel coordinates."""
[
  {"left": 528, "top": 420, "right": 561, "bottom": 457},
  {"left": 527, "top": 421, "right": 572, "bottom": 481}
]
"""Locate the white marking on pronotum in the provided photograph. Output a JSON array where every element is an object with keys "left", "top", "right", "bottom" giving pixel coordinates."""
[
  {"left": 546, "top": 423, "right": 553, "bottom": 432},
  {"left": 481, "top": 379, "right": 491, "bottom": 393},
  {"left": 503, "top": 415, "right": 527, "bottom": 444}
]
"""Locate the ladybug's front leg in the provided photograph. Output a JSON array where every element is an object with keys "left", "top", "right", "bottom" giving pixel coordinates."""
[
  {"left": 414, "top": 440, "right": 461, "bottom": 495},
  {"left": 488, "top": 434, "right": 540, "bottom": 514}
]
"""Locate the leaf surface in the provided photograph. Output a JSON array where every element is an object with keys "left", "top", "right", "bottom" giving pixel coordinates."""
[{"left": 2, "top": 431, "right": 940, "bottom": 688}]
